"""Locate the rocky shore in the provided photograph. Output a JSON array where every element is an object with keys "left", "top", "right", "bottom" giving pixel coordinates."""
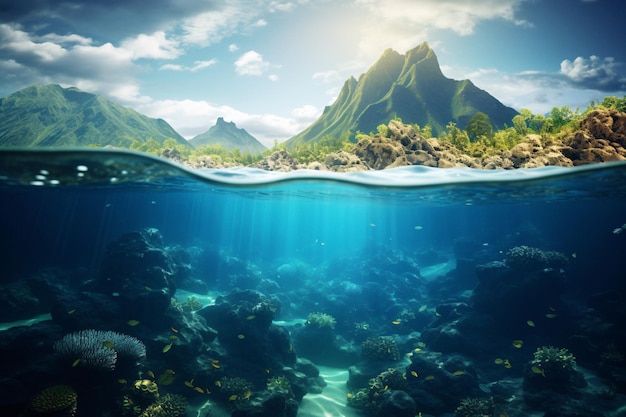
[{"left": 181, "top": 109, "right": 626, "bottom": 172}]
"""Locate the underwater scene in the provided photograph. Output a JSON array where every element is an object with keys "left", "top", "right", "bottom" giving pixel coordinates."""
[{"left": 1, "top": 149, "right": 626, "bottom": 417}]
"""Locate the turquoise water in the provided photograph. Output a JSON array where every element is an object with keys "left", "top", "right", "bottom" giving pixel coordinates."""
[{"left": 1, "top": 149, "right": 625, "bottom": 417}]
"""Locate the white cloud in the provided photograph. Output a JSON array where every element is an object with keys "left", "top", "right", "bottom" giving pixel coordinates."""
[
  {"left": 160, "top": 59, "right": 217, "bottom": 72},
  {"left": 234, "top": 50, "right": 269, "bottom": 76},
  {"left": 137, "top": 99, "right": 321, "bottom": 146},
  {"left": 120, "top": 31, "right": 181, "bottom": 60},
  {"left": 560, "top": 55, "right": 625, "bottom": 90},
  {"left": 268, "top": 74, "right": 279, "bottom": 81},
  {"left": 351, "top": 0, "right": 527, "bottom": 61},
  {"left": 312, "top": 70, "right": 343, "bottom": 84},
  {"left": 228, "top": 43, "right": 239, "bottom": 52}
]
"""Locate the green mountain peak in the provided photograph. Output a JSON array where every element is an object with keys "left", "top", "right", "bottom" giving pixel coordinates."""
[
  {"left": 190, "top": 118, "right": 266, "bottom": 155},
  {"left": 0, "top": 84, "right": 189, "bottom": 148},
  {"left": 285, "top": 43, "right": 518, "bottom": 147}
]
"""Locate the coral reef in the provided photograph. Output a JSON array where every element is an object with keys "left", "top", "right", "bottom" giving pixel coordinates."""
[
  {"left": 53, "top": 329, "right": 146, "bottom": 370},
  {"left": 306, "top": 312, "right": 337, "bottom": 329},
  {"left": 505, "top": 245, "right": 568, "bottom": 271},
  {"left": 455, "top": 396, "right": 495, "bottom": 417},
  {"left": 361, "top": 336, "right": 400, "bottom": 361},
  {"left": 31, "top": 385, "right": 78, "bottom": 416}
]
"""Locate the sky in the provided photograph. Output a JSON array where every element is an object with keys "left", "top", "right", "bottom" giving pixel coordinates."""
[{"left": 1, "top": 0, "right": 625, "bottom": 147}]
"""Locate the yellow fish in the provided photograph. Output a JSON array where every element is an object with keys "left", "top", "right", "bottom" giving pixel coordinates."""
[
  {"left": 512, "top": 340, "right": 524, "bottom": 348},
  {"left": 392, "top": 320, "right": 401, "bottom": 325},
  {"left": 215, "top": 381, "right": 222, "bottom": 387},
  {"left": 410, "top": 370, "right": 419, "bottom": 378},
  {"left": 72, "top": 358, "right": 81, "bottom": 367},
  {"left": 424, "top": 375, "right": 435, "bottom": 381},
  {"left": 127, "top": 319, "right": 140, "bottom": 326},
  {"left": 246, "top": 315, "right": 256, "bottom": 320},
  {"left": 244, "top": 390, "right": 251, "bottom": 399},
  {"left": 170, "top": 327, "right": 179, "bottom": 333},
  {"left": 228, "top": 394, "right": 238, "bottom": 401},
  {"left": 184, "top": 379, "right": 194, "bottom": 388},
  {"left": 102, "top": 341, "right": 115, "bottom": 349},
  {"left": 504, "top": 359, "right": 512, "bottom": 369},
  {"left": 194, "top": 387, "right": 204, "bottom": 394},
  {"left": 169, "top": 335, "right": 178, "bottom": 340},
  {"left": 162, "top": 343, "right": 173, "bottom": 353},
  {"left": 145, "top": 286, "right": 152, "bottom": 292},
  {"left": 526, "top": 320, "right": 535, "bottom": 327},
  {"left": 211, "top": 362, "right": 221, "bottom": 369},
  {"left": 67, "top": 309, "right": 76, "bottom": 315},
  {"left": 118, "top": 379, "right": 127, "bottom": 384},
  {"left": 237, "top": 334, "right": 245, "bottom": 339},
  {"left": 147, "top": 370, "right": 155, "bottom": 379},
  {"left": 346, "top": 393, "right": 353, "bottom": 399},
  {"left": 531, "top": 366, "right": 545, "bottom": 377},
  {"left": 452, "top": 370, "right": 465, "bottom": 376}
]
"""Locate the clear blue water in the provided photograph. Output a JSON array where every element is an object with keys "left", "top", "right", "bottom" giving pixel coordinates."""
[{"left": 1, "top": 149, "right": 625, "bottom": 417}]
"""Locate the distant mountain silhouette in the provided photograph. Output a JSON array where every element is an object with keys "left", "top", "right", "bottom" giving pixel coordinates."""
[
  {"left": 286, "top": 42, "right": 518, "bottom": 147},
  {"left": 190, "top": 117, "right": 266, "bottom": 155},
  {"left": 0, "top": 84, "right": 189, "bottom": 148}
]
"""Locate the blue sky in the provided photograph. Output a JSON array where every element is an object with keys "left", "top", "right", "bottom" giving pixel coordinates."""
[{"left": 1, "top": 0, "right": 624, "bottom": 146}]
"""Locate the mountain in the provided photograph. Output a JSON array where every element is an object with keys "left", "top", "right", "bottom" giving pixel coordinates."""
[
  {"left": 190, "top": 117, "right": 267, "bottom": 154},
  {"left": 286, "top": 42, "right": 519, "bottom": 147},
  {"left": 0, "top": 84, "right": 190, "bottom": 148}
]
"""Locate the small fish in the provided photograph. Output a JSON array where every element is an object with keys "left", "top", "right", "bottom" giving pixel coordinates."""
[
  {"left": 215, "top": 381, "right": 222, "bottom": 388},
  {"left": 205, "top": 388, "right": 211, "bottom": 394},
  {"left": 212, "top": 359, "right": 220, "bottom": 364},
  {"left": 526, "top": 320, "right": 536, "bottom": 327},
  {"left": 228, "top": 394, "right": 238, "bottom": 401},
  {"left": 504, "top": 359, "right": 512, "bottom": 369},
  {"left": 184, "top": 379, "right": 194, "bottom": 388},
  {"left": 417, "top": 342, "right": 426, "bottom": 347},
  {"left": 545, "top": 313, "right": 558, "bottom": 319},
  {"left": 112, "top": 292, "right": 120, "bottom": 297},
  {"left": 237, "top": 334, "right": 245, "bottom": 339},
  {"left": 244, "top": 390, "right": 251, "bottom": 399},
  {"left": 265, "top": 369, "right": 270, "bottom": 374},
  {"left": 169, "top": 335, "right": 178, "bottom": 340},
  {"left": 369, "top": 223, "right": 376, "bottom": 227},
  {"left": 127, "top": 319, "right": 140, "bottom": 326},
  {"left": 246, "top": 315, "right": 256, "bottom": 320},
  {"left": 170, "top": 327, "right": 179, "bottom": 333},
  {"left": 494, "top": 358, "right": 504, "bottom": 364},
  {"left": 418, "top": 305, "right": 427, "bottom": 312},
  {"left": 392, "top": 320, "right": 401, "bottom": 325},
  {"left": 67, "top": 309, "right": 76, "bottom": 315},
  {"left": 571, "top": 253, "right": 577, "bottom": 259},
  {"left": 147, "top": 370, "right": 155, "bottom": 379},
  {"left": 72, "top": 358, "right": 81, "bottom": 367},
  {"left": 384, "top": 385, "right": 389, "bottom": 390},
  {"left": 118, "top": 379, "right": 127, "bottom": 384},
  {"left": 102, "top": 341, "right": 115, "bottom": 349},
  {"left": 162, "top": 343, "right": 172, "bottom": 353},
  {"left": 531, "top": 366, "right": 545, "bottom": 376},
  {"left": 499, "top": 413, "right": 509, "bottom": 417},
  {"left": 164, "top": 369, "right": 175, "bottom": 374},
  {"left": 211, "top": 362, "right": 221, "bottom": 369},
  {"left": 549, "top": 306, "right": 556, "bottom": 311},
  {"left": 414, "top": 225, "right": 423, "bottom": 230},
  {"left": 479, "top": 383, "right": 491, "bottom": 393},
  {"left": 410, "top": 370, "right": 419, "bottom": 378},
  {"left": 452, "top": 370, "right": 465, "bottom": 376},
  {"left": 194, "top": 387, "right": 204, "bottom": 394},
  {"left": 346, "top": 393, "right": 353, "bottom": 399},
  {"left": 512, "top": 340, "right": 524, "bottom": 348},
  {"left": 424, "top": 375, "right": 435, "bottom": 381},
  {"left": 144, "top": 286, "right": 152, "bottom": 291},
  {"left": 289, "top": 344, "right": 294, "bottom": 352}
]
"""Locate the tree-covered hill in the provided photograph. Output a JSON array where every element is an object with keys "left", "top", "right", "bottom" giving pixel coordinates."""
[{"left": 0, "top": 84, "right": 190, "bottom": 149}]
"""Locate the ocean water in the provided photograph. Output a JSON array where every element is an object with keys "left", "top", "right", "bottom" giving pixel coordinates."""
[{"left": 1, "top": 149, "right": 625, "bottom": 417}]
